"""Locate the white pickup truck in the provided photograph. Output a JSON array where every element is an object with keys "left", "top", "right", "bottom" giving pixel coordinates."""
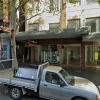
[{"left": 0, "top": 62, "right": 100, "bottom": 100}]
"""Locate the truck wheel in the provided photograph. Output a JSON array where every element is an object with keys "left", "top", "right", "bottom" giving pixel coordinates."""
[
  {"left": 10, "top": 87, "right": 22, "bottom": 100},
  {"left": 73, "top": 98, "right": 86, "bottom": 100}
]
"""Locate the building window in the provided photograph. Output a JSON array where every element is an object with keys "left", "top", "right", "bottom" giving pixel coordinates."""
[
  {"left": 86, "top": 18, "right": 100, "bottom": 33},
  {"left": 67, "top": 19, "right": 80, "bottom": 29},
  {"left": 49, "top": 23, "right": 60, "bottom": 30},
  {"left": 0, "top": 20, "right": 3, "bottom": 26},
  {"left": 28, "top": 23, "right": 39, "bottom": 31},
  {"left": 86, "top": 0, "right": 98, "bottom": 4},
  {"left": 42, "top": 45, "right": 60, "bottom": 64},
  {"left": 86, "top": 46, "right": 100, "bottom": 67},
  {"left": 61, "top": 45, "right": 81, "bottom": 67},
  {"left": 3, "top": 22, "right": 9, "bottom": 28},
  {"left": 68, "top": 45, "right": 80, "bottom": 66},
  {"left": 50, "top": 0, "right": 59, "bottom": 12},
  {"left": 0, "top": 38, "right": 7, "bottom": 60}
]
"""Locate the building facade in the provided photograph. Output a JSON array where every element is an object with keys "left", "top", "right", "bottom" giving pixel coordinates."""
[
  {"left": 16, "top": 0, "right": 100, "bottom": 69},
  {"left": 0, "top": 0, "right": 12, "bottom": 69}
]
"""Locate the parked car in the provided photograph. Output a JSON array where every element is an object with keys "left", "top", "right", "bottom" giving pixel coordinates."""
[{"left": 0, "top": 62, "right": 100, "bottom": 100}]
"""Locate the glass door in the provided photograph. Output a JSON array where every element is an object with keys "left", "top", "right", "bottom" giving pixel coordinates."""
[{"left": 61, "top": 46, "right": 67, "bottom": 66}]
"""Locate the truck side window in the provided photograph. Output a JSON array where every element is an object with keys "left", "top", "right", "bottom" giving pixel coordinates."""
[{"left": 45, "top": 72, "right": 63, "bottom": 85}]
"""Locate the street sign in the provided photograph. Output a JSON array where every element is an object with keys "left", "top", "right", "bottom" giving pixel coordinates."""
[
  {"left": 0, "top": 26, "right": 11, "bottom": 32},
  {"left": 29, "top": 43, "right": 37, "bottom": 47}
]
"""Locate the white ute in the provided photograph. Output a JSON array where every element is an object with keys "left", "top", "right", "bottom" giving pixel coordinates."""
[{"left": 0, "top": 62, "right": 100, "bottom": 100}]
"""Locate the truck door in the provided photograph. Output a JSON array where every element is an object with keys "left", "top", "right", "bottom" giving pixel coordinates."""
[{"left": 40, "top": 71, "right": 70, "bottom": 100}]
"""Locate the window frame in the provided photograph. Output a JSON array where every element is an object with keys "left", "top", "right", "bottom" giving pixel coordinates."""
[
  {"left": 67, "top": 19, "right": 80, "bottom": 29},
  {"left": 49, "top": 0, "right": 59, "bottom": 12},
  {"left": 28, "top": 23, "right": 39, "bottom": 31},
  {"left": 86, "top": 0, "right": 98, "bottom": 4},
  {"left": 85, "top": 45, "right": 100, "bottom": 67},
  {"left": 45, "top": 71, "right": 65, "bottom": 86},
  {"left": 86, "top": 17, "right": 100, "bottom": 33},
  {"left": 49, "top": 23, "right": 60, "bottom": 30},
  {"left": 61, "top": 44, "right": 81, "bottom": 67}
]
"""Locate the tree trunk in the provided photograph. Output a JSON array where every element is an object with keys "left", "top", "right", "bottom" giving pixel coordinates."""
[
  {"left": 10, "top": 1, "right": 18, "bottom": 69},
  {"left": 11, "top": 30, "right": 18, "bottom": 69}
]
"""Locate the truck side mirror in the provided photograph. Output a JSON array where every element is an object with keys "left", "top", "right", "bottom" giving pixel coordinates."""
[{"left": 60, "top": 82, "right": 65, "bottom": 87}]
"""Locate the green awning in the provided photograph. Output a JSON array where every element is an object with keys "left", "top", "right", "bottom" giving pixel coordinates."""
[
  {"left": 16, "top": 27, "right": 90, "bottom": 41},
  {"left": 83, "top": 33, "right": 100, "bottom": 42}
]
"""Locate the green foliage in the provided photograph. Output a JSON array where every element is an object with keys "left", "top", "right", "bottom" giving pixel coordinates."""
[
  {"left": 69, "top": 0, "right": 78, "bottom": 4},
  {"left": 98, "top": 0, "right": 100, "bottom": 4}
]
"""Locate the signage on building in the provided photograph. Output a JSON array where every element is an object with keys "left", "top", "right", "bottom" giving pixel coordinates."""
[
  {"left": 0, "top": 26, "right": 11, "bottom": 32},
  {"left": 95, "top": 52, "right": 98, "bottom": 60},
  {"left": 29, "top": 43, "right": 37, "bottom": 47}
]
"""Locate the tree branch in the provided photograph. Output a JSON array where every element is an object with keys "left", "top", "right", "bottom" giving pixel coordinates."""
[
  {"left": 19, "top": 12, "right": 43, "bottom": 27},
  {"left": 16, "top": 0, "right": 29, "bottom": 11}
]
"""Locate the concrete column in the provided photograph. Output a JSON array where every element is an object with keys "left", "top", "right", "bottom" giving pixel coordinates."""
[
  {"left": 81, "top": 43, "right": 85, "bottom": 68},
  {"left": 60, "top": 8, "right": 67, "bottom": 29},
  {"left": 31, "top": 47, "right": 35, "bottom": 63}
]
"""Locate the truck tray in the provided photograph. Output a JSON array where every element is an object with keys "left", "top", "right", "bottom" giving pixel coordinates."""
[{"left": 0, "top": 68, "right": 14, "bottom": 77}]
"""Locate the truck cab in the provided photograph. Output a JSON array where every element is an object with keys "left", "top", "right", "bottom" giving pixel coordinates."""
[{"left": 39, "top": 65, "right": 100, "bottom": 100}]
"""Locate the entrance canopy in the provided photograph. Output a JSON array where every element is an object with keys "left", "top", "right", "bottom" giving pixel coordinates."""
[
  {"left": 83, "top": 32, "right": 100, "bottom": 42},
  {"left": 16, "top": 27, "right": 89, "bottom": 41}
]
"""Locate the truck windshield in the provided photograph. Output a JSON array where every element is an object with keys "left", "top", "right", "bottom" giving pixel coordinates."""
[{"left": 59, "top": 69, "right": 72, "bottom": 84}]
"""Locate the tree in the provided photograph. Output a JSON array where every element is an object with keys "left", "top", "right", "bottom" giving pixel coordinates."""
[
  {"left": 0, "top": 0, "right": 62, "bottom": 68},
  {"left": 0, "top": 0, "right": 43, "bottom": 68}
]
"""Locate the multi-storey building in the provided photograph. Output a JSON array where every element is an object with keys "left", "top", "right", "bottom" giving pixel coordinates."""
[
  {"left": 0, "top": 0, "right": 12, "bottom": 69},
  {"left": 16, "top": 0, "right": 100, "bottom": 69}
]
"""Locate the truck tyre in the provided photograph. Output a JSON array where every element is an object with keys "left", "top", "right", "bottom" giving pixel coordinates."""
[
  {"left": 9, "top": 87, "right": 22, "bottom": 100},
  {"left": 73, "top": 98, "right": 86, "bottom": 100}
]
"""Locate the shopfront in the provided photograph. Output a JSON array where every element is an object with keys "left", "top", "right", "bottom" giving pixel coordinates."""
[
  {"left": 34, "top": 41, "right": 100, "bottom": 68},
  {"left": 86, "top": 45, "right": 100, "bottom": 67},
  {"left": 61, "top": 44, "right": 81, "bottom": 67},
  {"left": 16, "top": 27, "right": 100, "bottom": 69},
  {"left": 35, "top": 45, "right": 60, "bottom": 64},
  {"left": 34, "top": 43, "right": 81, "bottom": 66}
]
